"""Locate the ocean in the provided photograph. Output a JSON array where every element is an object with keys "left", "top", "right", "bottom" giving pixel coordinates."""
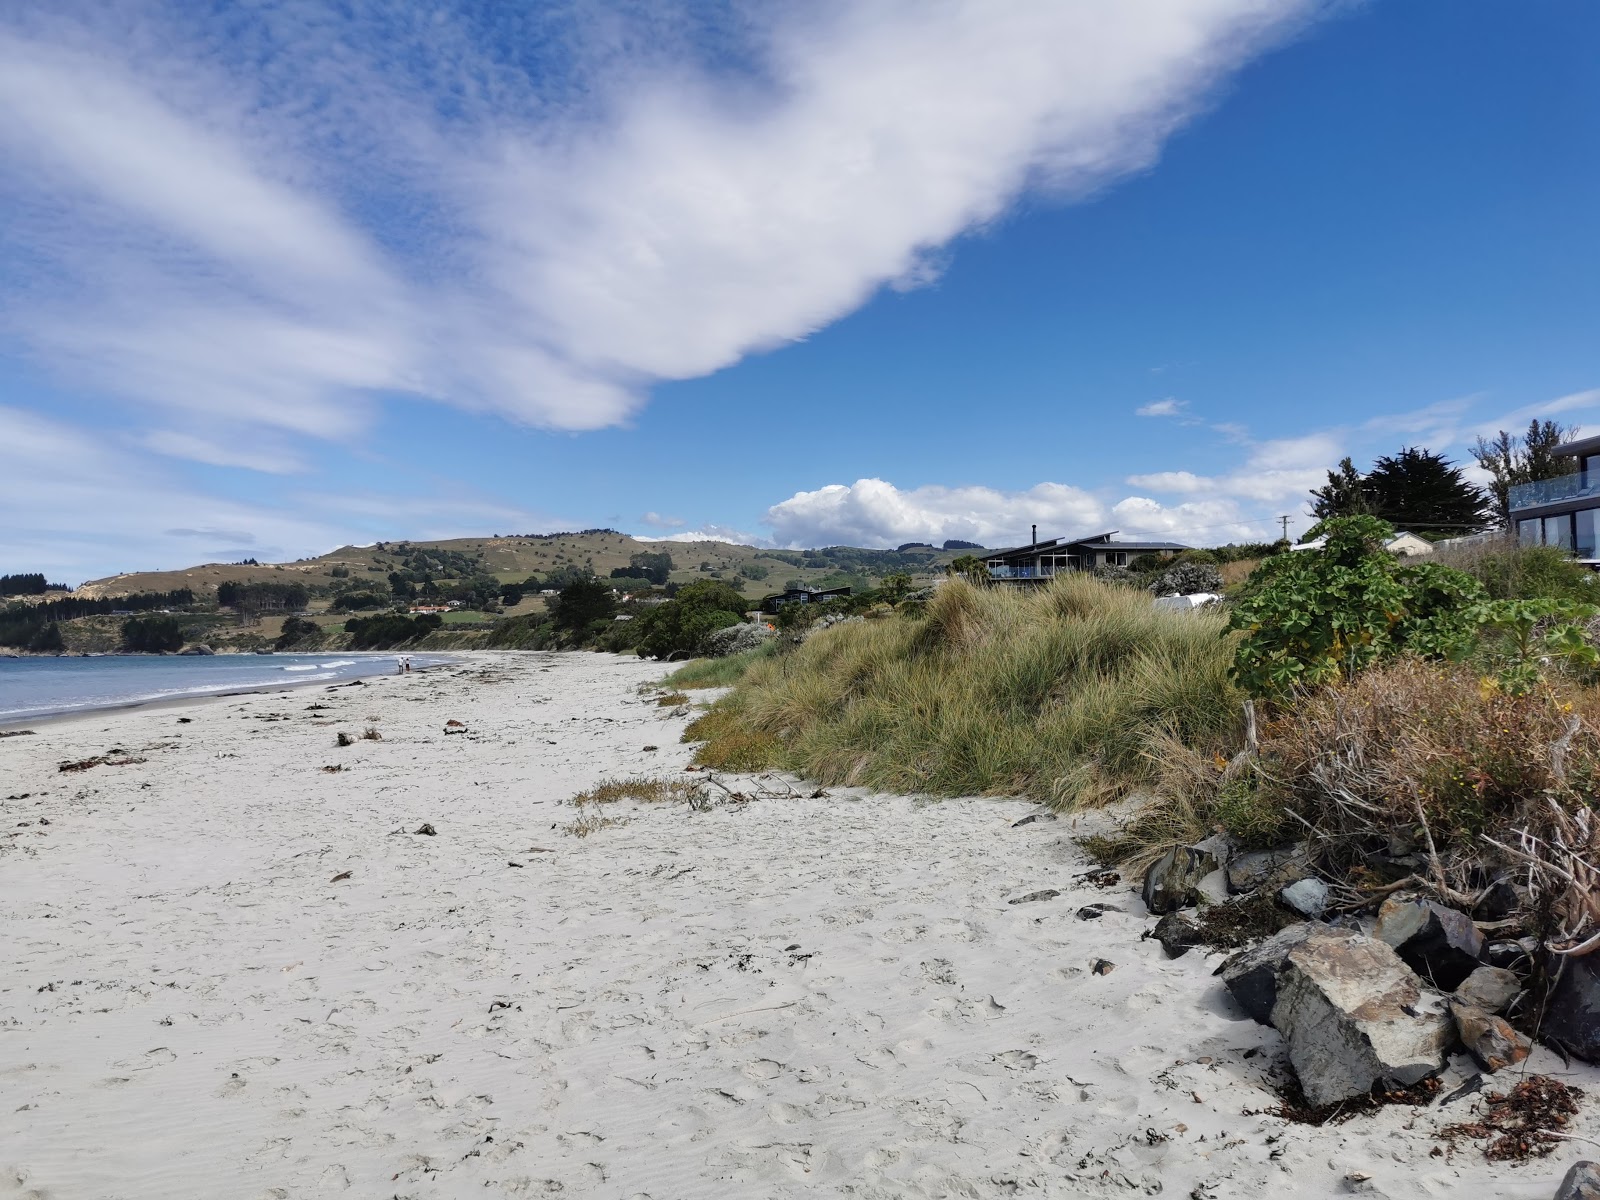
[{"left": 0, "top": 652, "right": 458, "bottom": 723}]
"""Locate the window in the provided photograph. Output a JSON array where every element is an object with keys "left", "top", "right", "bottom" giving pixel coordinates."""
[
  {"left": 1518, "top": 519, "right": 1541, "bottom": 547},
  {"left": 1108, "top": 551, "right": 1128, "bottom": 567},
  {"left": 1578, "top": 509, "right": 1600, "bottom": 559},
  {"left": 1545, "top": 515, "right": 1573, "bottom": 550}
]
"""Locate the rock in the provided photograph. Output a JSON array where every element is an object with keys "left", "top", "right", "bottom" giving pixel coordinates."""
[
  {"left": 1090, "top": 958, "right": 1116, "bottom": 976},
  {"left": 1375, "top": 897, "right": 1484, "bottom": 990},
  {"left": 1142, "top": 844, "right": 1220, "bottom": 915},
  {"left": 1281, "top": 878, "right": 1330, "bottom": 918},
  {"left": 1077, "top": 903, "right": 1120, "bottom": 920},
  {"left": 1193, "top": 869, "right": 1231, "bottom": 908},
  {"left": 1483, "top": 940, "right": 1535, "bottom": 976},
  {"left": 1011, "top": 812, "right": 1057, "bottom": 828},
  {"left": 1541, "top": 952, "right": 1600, "bottom": 1063},
  {"left": 1151, "top": 913, "right": 1204, "bottom": 958},
  {"left": 1454, "top": 965, "right": 1521, "bottom": 1014},
  {"left": 1555, "top": 1161, "right": 1600, "bottom": 1200},
  {"left": 1007, "top": 889, "right": 1060, "bottom": 905},
  {"left": 1472, "top": 878, "right": 1522, "bottom": 922},
  {"left": 1270, "top": 928, "right": 1452, "bottom": 1107},
  {"left": 414, "top": 823, "right": 437, "bottom": 836},
  {"left": 178, "top": 644, "right": 215, "bottom": 656},
  {"left": 1225, "top": 845, "right": 1310, "bottom": 894},
  {"left": 1217, "top": 921, "right": 1327, "bottom": 1025},
  {"left": 1450, "top": 1003, "right": 1531, "bottom": 1073}
]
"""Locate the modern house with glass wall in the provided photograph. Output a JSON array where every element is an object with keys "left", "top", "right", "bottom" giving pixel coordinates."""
[{"left": 1508, "top": 434, "right": 1600, "bottom": 563}]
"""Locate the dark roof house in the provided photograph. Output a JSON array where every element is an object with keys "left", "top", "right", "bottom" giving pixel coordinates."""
[{"left": 984, "top": 531, "right": 1188, "bottom": 584}]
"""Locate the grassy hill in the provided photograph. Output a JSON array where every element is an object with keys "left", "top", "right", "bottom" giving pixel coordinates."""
[{"left": 72, "top": 532, "right": 967, "bottom": 603}]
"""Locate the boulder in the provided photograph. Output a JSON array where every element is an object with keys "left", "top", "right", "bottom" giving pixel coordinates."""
[
  {"left": 1281, "top": 878, "right": 1330, "bottom": 919},
  {"left": 1472, "top": 878, "right": 1523, "bottom": 922},
  {"left": 1454, "top": 965, "right": 1521, "bottom": 1014},
  {"left": 1142, "top": 844, "right": 1221, "bottom": 915},
  {"left": 1151, "top": 913, "right": 1204, "bottom": 958},
  {"left": 1193, "top": 869, "right": 1231, "bottom": 908},
  {"left": 1217, "top": 921, "right": 1327, "bottom": 1025},
  {"left": 1540, "top": 952, "right": 1600, "bottom": 1063},
  {"left": 1375, "top": 897, "right": 1484, "bottom": 990},
  {"left": 179, "top": 644, "right": 215, "bottom": 656},
  {"left": 1450, "top": 1003, "right": 1531, "bottom": 1073},
  {"left": 1270, "top": 928, "right": 1453, "bottom": 1107},
  {"left": 1226, "top": 844, "right": 1309, "bottom": 895},
  {"left": 1556, "top": 1162, "right": 1600, "bottom": 1200}
]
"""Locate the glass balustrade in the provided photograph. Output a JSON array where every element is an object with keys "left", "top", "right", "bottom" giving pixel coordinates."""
[{"left": 1509, "top": 470, "right": 1600, "bottom": 511}]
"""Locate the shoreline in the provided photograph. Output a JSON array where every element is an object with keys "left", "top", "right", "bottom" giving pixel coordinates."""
[
  {"left": 2, "top": 650, "right": 1595, "bottom": 1198},
  {"left": 0, "top": 653, "right": 461, "bottom": 732}
]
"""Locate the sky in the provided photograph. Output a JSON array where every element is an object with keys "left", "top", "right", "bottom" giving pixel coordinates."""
[{"left": 1, "top": 0, "right": 1596, "bottom": 582}]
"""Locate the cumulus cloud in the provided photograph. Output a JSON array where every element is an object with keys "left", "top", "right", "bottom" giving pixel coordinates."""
[
  {"left": 1136, "top": 398, "right": 1187, "bottom": 417},
  {"left": 764, "top": 478, "right": 1104, "bottom": 549},
  {"left": 0, "top": 0, "right": 1327, "bottom": 450},
  {"left": 638, "top": 511, "right": 686, "bottom": 530}
]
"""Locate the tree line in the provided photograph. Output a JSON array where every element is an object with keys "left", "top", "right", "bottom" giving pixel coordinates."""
[{"left": 0, "top": 573, "right": 68, "bottom": 595}]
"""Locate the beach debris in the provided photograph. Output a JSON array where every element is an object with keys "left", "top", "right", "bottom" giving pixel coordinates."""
[
  {"left": 1148, "top": 913, "right": 1204, "bottom": 958},
  {"left": 0, "top": 729, "right": 36, "bottom": 737},
  {"left": 1077, "top": 903, "right": 1119, "bottom": 920},
  {"left": 1454, "top": 965, "right": 1521, "bottom": 1014},
  {"left": 1280, "top": 878, "right": 1330, "bottom": 919},
  {"left": 444, "top": 720, "right": 467, "bottom": 735},
  {"left": 1473, "top": 877, "right": 1524, "bottom": 922},
  {"left": 1439, "top": 1075, "right": 1584, "bottom": 1161},
  {"left": 1076, "top": 867, "right": 1121, "bottom": 889},
  {"left": 1090, "top": 958, "right": 1116, "bottom": 975},
  {"left": 1217, "top": 921, "right": 1326, "bottom": 1024},
  {"left": 1539, "top": 952, "right": 1600, "bottom": 1063},
  {"left": 1484, "top": 939, "right": 1535, "bottom": 975},
  {"left": 1375, "top": 897, "right": 1484, "bottom": 991},
  {"left": 305, "top": 704, "right": 331, "bottom": 711},
  {"left": 1011, "top": 811, "right": 1057, "bottom": 828},
  {"left": 414, "top": 823, "right": 436, "bottom": 836},
  {"left": 642, "top": 745, "right": 658, "bottom": 752},
  {"left": 58, "top": 753, "right": 146, "bottom": 773},
  {"left": 1007, "top": 888, "right": 1061, "bottom": 906},
  {"left": 330, "top": 871, "right": 352, "bottom": 882},
  {"left": 1451, "top": 1003, "right": 1531, "bottom": 1073},
  {"left": 320, "top": 764, "right": 343, "bottom": 774},
  {"left": 1270, "top": 928, "right": 1452, "bottom": 1107},
  {"left": 1554, "top": 1161, "right": 1600, "bottom": 1199},
  {"left": 507, "top": 860, "right": 524, "bottom": 867},
  {"left": 335, "top": 732, "right": 354, "bottom": 747},
  {"left": 176, "top": 717, "right": 192, "bottom": 724},
  {"left": 1141, "top": 842, "right": 1221, "bottom": 915},
  {"left": 361, "top": 726, "right": 383, "bottom": 741}
]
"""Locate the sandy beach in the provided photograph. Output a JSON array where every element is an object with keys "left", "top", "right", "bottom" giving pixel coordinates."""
[{"left": 2, "top": 650, "right": 1596, "bottom": 1199}]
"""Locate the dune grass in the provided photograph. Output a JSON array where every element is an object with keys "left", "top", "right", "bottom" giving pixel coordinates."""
[
  {"left": 663, "top": 642, "right": 778, "bottom": 690},
  {"left": 682, "top": 576, "right": 1243, "bottom": 807}
]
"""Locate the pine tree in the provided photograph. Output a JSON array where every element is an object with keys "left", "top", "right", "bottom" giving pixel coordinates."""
[
  {"left": 1472, "top": 420, "right": 1577, "bottom": 527},
  {"left": 1362, "top": 448, "right": 1491, "bottom": 536},
  {"left": 1309, "top": 457, "right": 1371, "bottom": 523}
]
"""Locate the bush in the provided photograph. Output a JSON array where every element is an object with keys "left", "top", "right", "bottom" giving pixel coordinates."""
[
  {"left": 1148, "top": 562, "right": 1222, "bottom": 596},
  {"left": 550, "top": 578, "right": 615, "bottom": 632},
  {"left": 683, "top": 575, "right": 1241, "bottom": 806},
  {"left": 122, "top": 615, "right": 185, "bottom": 653},
  {"left": 1227, "top": 515, "right": 1485, "bottom": 696},
  {"left": 275, "top": 616, "right": 322, "bottom": 650},
  {"left": 343, "top": 613, "right": 441, "bottom": 649},
  {"left": 1437, "top": 541, "right": 1600, "bottom": 604},
  {"left": 332, "top": 591, "right": 390, "bottom": 612},
  {"left": 635, "top": 580, "right": 747, "bottom": 659}
]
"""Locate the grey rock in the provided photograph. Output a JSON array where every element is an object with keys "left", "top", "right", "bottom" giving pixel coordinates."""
[
  {"left": 1226, "top": 844, "right": 1309, "bottom": 894},
  {"left": 1151, "top": 913, "right": 1204, "bottom": 959},
  {"left": 1555, "top": 1161, "right": 1600, "bottom": 1200},
  {"left": 178, "top": 644, "right": 215, "bottom": 656},
  {"left": 1281, "top": 877, "right": 1330, "bottom": 918},
  {"left": 1193, "top": 868, "right": 1231, "bottom": 908},
  {"left": 1375, "top": 897, "right": 1485, "bottom": 990},
  {"left": 1541, "top": 952, "right": 1600, "bottom": 1063},
  {"left": 1011, "top": 812, "right": 1057, "bottom": 828},
  {"left": 1271, "top": 928, "right": 1453, "bottom": 1107},
  {"left": 1142, "top": 844, "right": 1221, "bottom": 915},
  {"left": 1450, "top": 1002, "right": 1531, "bottom": 1073},
  {"left": 1483, "top": 940, "right": 1534, "bottom": 976},
  {"left": 1472, "top": 878, "right": 1522, "bottom": 922},
  {"left": 1007, "top": 889, "right": 1061, "bottom": 906},
  {"left": 1454, "top": 965, "right": 1521, "bottom": 1014},
  {"left": 1216, "top": 921, "right": 1328, "bottom": 1025}
]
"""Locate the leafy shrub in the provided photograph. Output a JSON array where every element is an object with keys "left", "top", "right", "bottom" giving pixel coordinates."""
[
  {"left": 1148, "top": 562, "right": 1222, "bottom": 596},
  {"left": 331, "top": 591, "right": 390, "bottom": 612},
  {"left": 275, "top": 616, "right": 322, "bottom": 650},
  {"left": 635, "top": 579, "right": 747, "bottom": 658},
  {"left": 550, "top": 578, "right": 615, "bottom": 631},
  {"left": 1438, "top": 542, "right": 1600, "bottom": 604},
  {"left": 1227, "top": 515, "right": 1485, "bottom": 696},
  {"left": 1091, "top": 564, "right": 1135, "bottom": 584},
  {"left": 343, "top": 613, "right": 441, "bottom": 649}
]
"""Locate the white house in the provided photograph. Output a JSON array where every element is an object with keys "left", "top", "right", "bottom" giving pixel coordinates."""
[{"left": 1291, "top": 530, "right": 1435, "bottom": 557}]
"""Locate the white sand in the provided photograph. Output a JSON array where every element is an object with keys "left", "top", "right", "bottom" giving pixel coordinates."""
[{"left": 2, "top": 650, "right": 1596, "bottom": 1199}]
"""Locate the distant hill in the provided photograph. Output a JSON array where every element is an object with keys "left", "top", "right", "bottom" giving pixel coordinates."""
[{"left": 72, "top": 532, "right": 963, "bottom": 602}]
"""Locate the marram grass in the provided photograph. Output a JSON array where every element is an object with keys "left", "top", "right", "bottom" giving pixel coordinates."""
[{"left": 681, "top": 575, "right": 1243, "bottom": 807}]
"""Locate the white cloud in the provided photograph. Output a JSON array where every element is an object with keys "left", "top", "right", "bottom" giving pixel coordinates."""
[
  {"left": 764, "top": 478, "right": 1104, "bottom": 549},
  {"left": 138, "top": 430, "right": 306, "bottom": 475},
  {"left": 1136, "top": 398, "right": 1187, "bottom": 417},
  {"left": 0, "top": 1, "right": 1328, "bottom": 449},
  {"left": 1125, "top": 470, "right": 1209, "bottom": 492},
  {"left": 636, "top": 524, "right": 766, "bottom": 546},
  {"left": 1473, "top": 388, "right": 1600, "bottom": 441},
  {"left": 638, "top": 511, "right": 686, "bottom": 530}
]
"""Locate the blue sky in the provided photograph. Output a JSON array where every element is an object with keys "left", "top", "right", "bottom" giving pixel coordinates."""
[{"left": 1, "top": 0, "right": 1596, "bottom": 582}]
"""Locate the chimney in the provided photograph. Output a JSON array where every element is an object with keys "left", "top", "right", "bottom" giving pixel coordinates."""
[{"left": 1031, "top": 524, "right": 1037, "bottom": 547}]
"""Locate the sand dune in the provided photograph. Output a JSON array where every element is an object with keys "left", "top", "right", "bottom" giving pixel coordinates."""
[{"left": 2, "top": 651, "right": 1595, "bottom": 1199}]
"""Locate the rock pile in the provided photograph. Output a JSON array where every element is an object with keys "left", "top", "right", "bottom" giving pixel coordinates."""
[{"left": 1140, "top": 835, "right": 1596, "bottom": 1107}]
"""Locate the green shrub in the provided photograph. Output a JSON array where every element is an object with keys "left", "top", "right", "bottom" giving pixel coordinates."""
[
  {"left": 1227, "top": 515, "right": 1485, "bottom": 696},
  {"left": 550, "top": 578, "right": 615, "bottom": 631},
  {"left": 122, "top": 615, "right": 185, "bottom": 653},
  {"left": 635, "top": 580, "right": 747, "bottom": 659}
]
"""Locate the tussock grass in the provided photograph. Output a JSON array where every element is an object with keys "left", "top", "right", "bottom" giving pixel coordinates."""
[
  {"left": 663, "top": 643, "right": 778, "bottom": 690},
  {"left": 655, "top": 691, "right": 690, "bottom": 706},
  {"left": 685, "top": 575, "right": 1242, "bottom": 807},
  {"left": 567, "top": 776, "right": 702, "bottom": 806}
]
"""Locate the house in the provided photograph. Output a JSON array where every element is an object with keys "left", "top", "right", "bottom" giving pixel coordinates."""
[
  {"left": 984, "top": 530, "right": 1189, "bottom": 584},
  {"left": 1507, "top": 433, "right": 1600, "bottom": 563},
  {"left": 409, "top": 604, "right": 451, "bottom": 615},
  {"left": 760, "top": 585, "right": 852, "bottom": 613},
  {"left": 1291, "top": 530, "right": 1435, "bottom": 557}
]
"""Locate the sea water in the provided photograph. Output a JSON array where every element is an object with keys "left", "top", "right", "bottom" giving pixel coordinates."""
[{"left": 0, "top": 652, "right": 456, "bottom": 723}]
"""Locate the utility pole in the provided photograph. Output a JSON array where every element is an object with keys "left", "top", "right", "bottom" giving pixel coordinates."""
[{"left": 1280, "top": 515, "right": 1290, "bottom": 542}]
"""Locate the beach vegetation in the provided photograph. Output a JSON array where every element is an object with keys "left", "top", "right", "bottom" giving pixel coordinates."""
[
  {"left": 275, "top": 616, "right": 322, "bottom": 650},
  {"left": 1311, "top": 447, "right": 1492, "bottom": 537},
  {"left": 343, "top": 612, "right": 442, "bottom": 649},
  {"left": 120, "top": 615, "right": 186, "bottom": 653},
  {"left": 550, "top": 577, "right": 615, "bottom": 632},
  {"left": 1472, "top": 418, "right": 1577, "bottom": 527},
  {"left": 662, "top": 643, "right": 778, "bottom": 689},
  {"left": 634, "top": 579, "right": 746, "bottom": 659},
  {"left": 331, "top": 590, "right": 391, "bottom": 612}
]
